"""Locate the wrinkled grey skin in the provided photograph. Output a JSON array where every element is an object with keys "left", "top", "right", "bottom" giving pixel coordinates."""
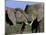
[
  {"left": 5, "top": 2, "right": 44, "bottom": 35},
  {"left": 25, "top": 3, "right": 44, "bottom": 33},
  {"left": 5, "top": 7, "right": 31, "bottom": 35}
]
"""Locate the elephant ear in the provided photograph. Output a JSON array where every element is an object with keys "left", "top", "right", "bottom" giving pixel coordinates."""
[
  {"left": 5, "top": 10, "right": 13, "bottom": 26},
  {"left": 34, "top": 17, "right": 41, "bottom": 23}
]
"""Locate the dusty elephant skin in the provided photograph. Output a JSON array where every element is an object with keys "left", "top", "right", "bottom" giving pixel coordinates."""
[{"left": 5, "top": 2, "right": 44, "bottom": 35}]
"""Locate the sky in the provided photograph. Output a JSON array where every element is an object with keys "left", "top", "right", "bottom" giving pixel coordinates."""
[{"left": 6, "top": 0, "right": 36, "bottom": 10}]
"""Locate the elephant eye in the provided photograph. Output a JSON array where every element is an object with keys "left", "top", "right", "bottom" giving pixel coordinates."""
[{"left": 27, "top": 21, "right": 31, "bottom": 24}]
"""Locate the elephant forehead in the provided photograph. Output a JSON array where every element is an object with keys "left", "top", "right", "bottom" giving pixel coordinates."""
[
  {"left": 16, "top": 14, "right": 27, "bottom": 22},
  {"left": 16, "top": 11, "right": 22, "bottom": 17}
]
